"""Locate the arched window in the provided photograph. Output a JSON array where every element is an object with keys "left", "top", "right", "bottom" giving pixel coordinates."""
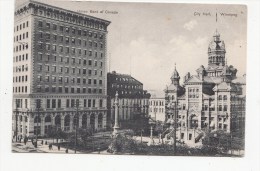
[
  {"left": 223, "top": 95, "right": 227, "bottom": 101},
  {"left": 90, "top": 114, "right": 95, "bottom": 130},
  {"left": 45, "top": 115, "right": 51, "bottom": 123},
  {"left": 34, "top": 116, "right": 41, "bottom": 123},
  {"left": 55, "top": 115, "right": 61, "bottom": 126},
  {"left": 218, "top": 95, "right": 222, "bottom": 100},
  {"left": 82, "top": 114, "right": 87, "bottom": 128}
]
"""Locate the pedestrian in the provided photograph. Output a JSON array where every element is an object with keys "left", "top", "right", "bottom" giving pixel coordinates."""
[
  {"left": 41, "top": 140, "right": 43, "bottom": 145},
  {"left": 48, "top": 144, "right": 51, "bottom": 150},
  {"left": 50, "top": 144, "right": 53, "bottom": 150},
  {"left": 65, "top": 148, "right": 68, "bottom": 153},
  {"left": 58, "top": 144, "right": 60, "bottom": 151},
  {"left": 45, "top": 141, "right": 48, "bottom": 145}
]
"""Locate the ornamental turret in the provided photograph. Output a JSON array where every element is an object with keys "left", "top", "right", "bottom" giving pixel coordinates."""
[
  {"left": 171, "top": 64, "right": 180, "bottom": 86},
  {"left": 208, "top": 30, "right": 226, "bottom": 66}
]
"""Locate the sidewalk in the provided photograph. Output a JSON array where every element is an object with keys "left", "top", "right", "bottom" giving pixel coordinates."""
[{"left": 12, "top": 139, "right": 81, "bottom": 154}]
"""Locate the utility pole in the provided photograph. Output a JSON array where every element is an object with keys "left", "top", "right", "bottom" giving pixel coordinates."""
[
  {"left": 35, "top": 99, "right": 41, "bottom": 148},
  {"left": 173, "top": 101, "right": 177, "bottom": 154},
  {"left": 74, "top": 99, "right": 79, "bottom": 153}
]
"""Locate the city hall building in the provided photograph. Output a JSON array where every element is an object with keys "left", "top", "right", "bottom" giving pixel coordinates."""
[
  {"left": 13, "top": 0, "right": 110, "bottom": 137},
  {"left": 164, "top": 30, "right": 246, "bottom": 145}
]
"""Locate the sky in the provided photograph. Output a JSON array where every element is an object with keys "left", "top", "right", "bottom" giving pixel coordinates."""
[{"left": 16, "top": 0, "right": 247, "bottom": 96}]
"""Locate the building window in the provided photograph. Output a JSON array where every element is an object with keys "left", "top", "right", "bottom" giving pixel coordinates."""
[
  {"left": 223, "top": 105, "right": 227, "bottom": 111},
  {"left": 38, "top": 21, "right": 43, "bottom": 27},
  {"left": 219, "top": 105, "right": 222, "bottom": 111},
  {"left": 52, "top": 99, "right": 56, "bottom": 108},
  {"left": 92, "top": 99, "right": 96, "bottom": 107},
  {"left": 66, "top": 99, "right": 70, "bottom": 107},
  {"left": 58, "top": 99, "right": 61, "bottom": 108},
  {"left": 88, "top": 99, "right": 91, "bottom": 107},
  {"left": 46, "top": 99, "right": 51, "bottom": 108},
  {"left": 46, "top": 23, "right": 50, "bottom": 29},
  {"left": 60, "top": 26, "right": 64, "bottom": 32}
]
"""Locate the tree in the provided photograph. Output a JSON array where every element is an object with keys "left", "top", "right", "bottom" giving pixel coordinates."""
[
  {"left": 202, "top": 130, "right": 241, "bottom": 152},
  {"left": 78, "top": 128, "right": 92, "bottom": 148}
]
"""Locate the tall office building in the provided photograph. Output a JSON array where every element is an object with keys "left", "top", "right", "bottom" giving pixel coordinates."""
[
  {"left": 164, "top": 30, "right": 246, "bottom": 145},
  {"left": 13, "top": 0, "right": 110, "bottom": 137}
]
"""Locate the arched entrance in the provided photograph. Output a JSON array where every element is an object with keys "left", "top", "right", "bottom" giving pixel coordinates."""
[
  {"left": 64, "top": 115, "right": 70, "bottom": 131},
  {"left": 82, "top": 114, "right": 87, "bottom": 129},
  {"left": 189, "top": 114, "right": 198, "bottom": 129},
  {"left": 90, "top": 114, "right": 95, "bottom": 132},
  {"left": 44, "top": 115, "right": 52, "bottom": 135},
  {"left": 55, "top": 115, "right": 61, "bottom": 128},
  {"left": 34, "top": 116, "right": 41, "bottom": 135}
]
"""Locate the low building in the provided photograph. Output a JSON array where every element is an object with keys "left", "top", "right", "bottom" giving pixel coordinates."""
[
  {"left": 107, "top": 71, "right": 150, "bottom": 129},
  {"left": 149, "top": 96, "right": 165, "bottom": 122}
]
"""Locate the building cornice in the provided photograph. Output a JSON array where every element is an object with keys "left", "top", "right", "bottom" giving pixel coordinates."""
[{"left": 15, "top": 0, "right": 111, "bottom": 31}]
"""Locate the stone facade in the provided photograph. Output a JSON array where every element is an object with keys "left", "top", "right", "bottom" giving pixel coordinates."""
[{"left": 13, "top": 0, "right": 110, "bottom": 137}]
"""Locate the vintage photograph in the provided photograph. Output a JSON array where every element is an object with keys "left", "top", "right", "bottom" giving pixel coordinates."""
[{"left": 12, "top": 0, "right": 246, "bottom": 156}]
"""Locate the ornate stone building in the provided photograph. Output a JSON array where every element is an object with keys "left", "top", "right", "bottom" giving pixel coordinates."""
[
  {"left": 13, "top": 0, "right": 110, "bottom": 137},
  {"left": 165, "top": 30, "right": 246, "bottom": 145}
]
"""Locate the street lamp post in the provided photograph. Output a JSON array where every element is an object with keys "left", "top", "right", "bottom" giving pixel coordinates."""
[
  {"left": 35, "top": 99, "right": 41, "bottom": 148},
  {"left": 74, "top": 99, "right": 79, "bottom": 153},
  {"left": 113, "top": 91, "right": 120, "bottom": 136}
]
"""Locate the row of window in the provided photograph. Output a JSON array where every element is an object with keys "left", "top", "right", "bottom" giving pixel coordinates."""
[
  {"left": 14, "top": 21, "right": 29, "bottom": 32},
  {"left": 15, "top": 99, "right": 28, "bottom": 108},
  {"left": 111, "top": 84, "right": 142, "bottom": 90},
  {"left": 38, "top": 43, "right": 103, "bottom": 57},
  {"left": 13, "top": 75, "right": 28, "bottom": 83},
  {"left": 37, "top": 54, "right": 103, "bottom": 67},
  {"left": 37, "top": 75, "right": 102, "bottom": 85},
  {"left": 149, "top": 107, "right": 164, "bottom": 113},
  {"left": 218, "top": 95, "right": 228, "bottom": 101},
  {"left": 14, "top": 65, "right": 28, "bottom": 73},
  {"left": 14, "top": 53, "right": 29, "bottom": 62},
  {"left": 14, "top": 32, "right": 29, "bottom": 42},
  {"left": 202, "top": 105, "right": 228, "bottom": 111},
  {"left": 38, "top": 32, "right": 104, "bottom": 48},
  {"left": 37, "top": 65, "right": 103, "bottom": 76},
  {"left": 35, "top": 86, "right": 103, "bottom": 94},
  {"left": 14, "top": 44, "right": 29, "bottom": 52},
  {"left": 38, "top": 21, "right": 104, "bottom": 38},
  {"left": 149, "top": 100, "right": 164, "bottom": 106},
  {"left": 13, "top": 86, "right": 28, "bottom": 93}
]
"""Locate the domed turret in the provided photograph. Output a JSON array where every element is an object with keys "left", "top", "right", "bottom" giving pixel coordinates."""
[
  {"left": 171, "top": 63, "right": 180, "bottom": 86},
  {"left": 208, "top": 30, "right": 226, "bottom": 66}
]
